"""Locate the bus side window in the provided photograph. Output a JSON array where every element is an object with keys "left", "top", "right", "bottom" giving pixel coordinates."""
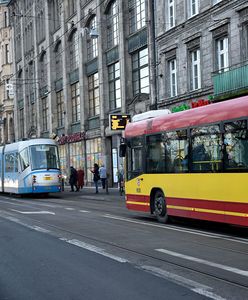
[
  {"left": 19, "top": 148, "right": 30, "bottom": 171},
  {"left": 191, "top": 125, "right": 222, "bottom": 172},
  {"left": 224, "top": 120, "right": 248, "bottom": 170},
  {"left": 146, "top": 135, "right": 166, "bottom": 173},
  {"left": 164, "top": 130, "right": 189, "bottom": 173}
]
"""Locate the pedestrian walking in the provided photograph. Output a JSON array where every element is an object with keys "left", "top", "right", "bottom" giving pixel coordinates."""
[
  {"left": 117, "top": 164, "right": 124, "bottom": 195},
  {"left": 77, "top": 167, "right": 85, "bottom": 189},
  {"left": 91, "top": 163, "right": 100, "bottom": 193},
  {"left": 99, "top": 164, "right": 107, "bottom": 189},
  {"left": 69, "top": 166, "right": 79, "bottom": 192}
]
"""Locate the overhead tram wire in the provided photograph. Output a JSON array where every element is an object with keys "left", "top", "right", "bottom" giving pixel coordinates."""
[{"left": 0, "top": 0, "right": 107, "bottom": 88}]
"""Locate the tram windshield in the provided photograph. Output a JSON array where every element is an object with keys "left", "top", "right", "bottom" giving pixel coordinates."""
[{"left": 30, "top": 144, "right": 60, "bottom": 170}]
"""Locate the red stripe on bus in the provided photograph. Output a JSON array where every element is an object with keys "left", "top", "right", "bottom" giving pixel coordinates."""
[
  {"left": 126, "top": 194, "right": 150, "bottom": 212},
  {"left": 167, "top": 197, "right": 248, "bottom": 214}
]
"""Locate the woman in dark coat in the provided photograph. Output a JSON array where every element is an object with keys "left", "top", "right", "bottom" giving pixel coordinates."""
[
  {"left": 91, "top": 163, "right": 100, "bottom": 193},
  {"left": 69, "top": 166, "right": 78, "bottom": 192}
]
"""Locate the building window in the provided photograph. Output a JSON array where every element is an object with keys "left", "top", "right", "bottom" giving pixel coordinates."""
[
  {"left": 129, "top": 0, "right": 146, "bottom": 34},
  {"left": 37, "top": 10, "right": 45, "bottom": 42},
  {"left": 107, "top": 0, "right": 119, "bottom": 48},
  {"left": 87, "top": 17, "right": 98, "bottom": 60},
  {"left": 132, "top": 47, "right": 149, "bottom": 95},
  {"left": 190, "top": 49, "right": 201, "bottom": 90},
  {"left": 67, "top": 0, "right": 76, "bottom": 18},
  {"left": 216, "top": 36, "right": 229, "bottom": 71},
  {"left": 168, "top": 0, "right": 175, "bottom": 28},
  {"left": 56, "top": 90, "right": 64, "bottom": 127},
  {"left": 5, "top": 44, "right": 10, "bottom": 64},
  {"left": 71, "top": 82, "right": 80, "bottom": 123},
  {"left": 55, "top": 42, "right": 62, "bottom": 80},
  {"left": 108, "top": 62, "right": 121, "bottom": 110},
  {"left": 4, "top": 11, "right": 8, "bottom": 27},
  {"left": 69, "top": 31, "right": 79, "bottom": 71},
  {"left": 86, "top": 138, "right": 102, "bottom": 182},
  {"left": 51, "top": 0, "right": 61, "bottom": 30},
  {"left": 31, "top": 102, "right": 36, "bottom": 128},
  {"left": 39, "top": 52, "right": 47, "bottom": 88},
  {"left": 169, "top": 58, "right": 177, "bottom": 97},
  {"left": 189, "top": 0, "right": 199, "bottom": 17},
  {"left": 19, "top": 108, "right": 24, "bottom": 139},
  {"left": 88, "top": 73, "right": 100, "bottom": 117},
  {"left": 41, "top": 97, "right": 48, "bottom": 132},
  {"left": 241, "top": 23, "right": 248, "bottom": 61}
]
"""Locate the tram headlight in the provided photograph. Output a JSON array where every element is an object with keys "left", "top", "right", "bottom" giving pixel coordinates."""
[{"left": 32, "top": 175, "right": 37, "bottom": 183}]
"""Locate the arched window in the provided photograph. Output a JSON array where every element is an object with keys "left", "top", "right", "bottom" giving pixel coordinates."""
[
  {"left": 55, "top": 41, "right": 62, "bottom": 79},
  {"left": 129, "top": 0, "right": 146, "bottom": 34},
  {"left": 69, "top": 30, "right": 79, "bottom": 71},
  {"left": 106, "top": 0, "right": 119, "bottom": 49},
  {"left": 87, "top": 16, "right": 98, "bottom": 60},
  {"left": 39, "top": 52, "right": 47, "bottom": 88}
]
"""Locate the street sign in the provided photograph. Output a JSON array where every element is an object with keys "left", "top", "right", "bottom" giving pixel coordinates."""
[{"left": 109, "top": 114, "right": 131, "bottom": 131}]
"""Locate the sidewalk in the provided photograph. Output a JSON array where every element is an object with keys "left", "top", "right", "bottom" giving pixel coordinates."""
[{"left": 62, "top": 185, "right": 125, "bottom": 202}]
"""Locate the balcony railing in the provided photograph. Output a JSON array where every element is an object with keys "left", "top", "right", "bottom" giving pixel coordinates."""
[{"left": 212, "top": 61, "right": 248, "bottom": 96}]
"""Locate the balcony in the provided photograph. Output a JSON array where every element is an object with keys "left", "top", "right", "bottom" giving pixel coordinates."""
[{"left": 212, "top": 61, "right": 248, "bottom": 97}]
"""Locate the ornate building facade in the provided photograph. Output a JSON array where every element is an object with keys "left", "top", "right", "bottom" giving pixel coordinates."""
[
  {"left": 0, "top": 0, "right": 14, "bottom": 144},
  {"left": 155, "top": 0, "right": 248, "bottom": 111},
  {"left": 8, "top": 0, "right": 151, "bottom": 185}
]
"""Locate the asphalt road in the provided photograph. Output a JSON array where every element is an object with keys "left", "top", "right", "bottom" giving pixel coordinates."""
[{"left": 0, "top": 188, "right": 247, "bottom": 300}]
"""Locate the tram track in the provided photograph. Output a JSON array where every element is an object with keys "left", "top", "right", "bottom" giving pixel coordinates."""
[{"left": 1, "top": 207, "right": 248, "bottom": 293}]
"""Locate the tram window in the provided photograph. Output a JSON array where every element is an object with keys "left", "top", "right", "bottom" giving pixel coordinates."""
[
  {"left": 224, "top": 120, "right": 248, "bottom": 170},
  {"left": 191, "top": 125, "right": 222, "bottom": 172},
  {"left": 5, "top": 153, "right": 16, "bottom": 173},
  {"left": 13, "top": 153, "right": 18, "bottom": 172},
  {"left": 164, "top": 130, "right": 189, "bottom": 173},
  {"left": 19, "top": 148, "right": 30, "bottom": 171}
]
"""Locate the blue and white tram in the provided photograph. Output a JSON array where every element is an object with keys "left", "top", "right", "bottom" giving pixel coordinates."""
[{"left": 0, "top": 138, "right": 62, "bottom": 194}]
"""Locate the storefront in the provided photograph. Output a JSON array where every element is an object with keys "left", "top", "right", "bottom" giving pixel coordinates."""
[
  {"left": 58, "top": 132, "right": 85, "bottom": 183},
  {"left": 58, "top": 133, "right": 105, "bottom": 185}
]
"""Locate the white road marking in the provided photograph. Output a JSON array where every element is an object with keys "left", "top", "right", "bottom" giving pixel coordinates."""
[
  {"left": 156, "top": 249, "right": 248, "bottom": 277},
  {"left": 60, "top": 238, "right": 128, "bottom": 263},
  {"left": 103, "top": 214, "right": 248, "bottom": 244},
  {"left": 0, "top": 214, "right": 50, "bottom": 233},
  {"left": 64, "top": 207, "right": 75, "bottom": 211},
  {"left": 79, "top": 210, "right": 90, "bottom": 213},
  {"left": 11, "top": 209, "right": 55, "bottom": 215},
  {"left": 141, "top": 265, "right": 226, "bottom": 300}
]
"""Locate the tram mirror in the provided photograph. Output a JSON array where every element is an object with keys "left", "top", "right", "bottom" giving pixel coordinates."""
[{"left": 119, "top": 144, "right": 127, "bottom": 157}]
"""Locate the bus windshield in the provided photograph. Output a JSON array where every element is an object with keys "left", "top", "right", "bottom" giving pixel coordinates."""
[{"left": 30, "top": 144, "right": 60, "bottom": 170}]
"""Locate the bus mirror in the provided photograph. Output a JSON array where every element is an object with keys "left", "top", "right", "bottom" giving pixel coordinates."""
[{"left": 119, "top": 144, "right": 127, "bottom": 157}]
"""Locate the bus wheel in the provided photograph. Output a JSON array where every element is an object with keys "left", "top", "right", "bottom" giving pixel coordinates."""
[{"left": 154, "top": 190, "right": 168, "bottom": 223}]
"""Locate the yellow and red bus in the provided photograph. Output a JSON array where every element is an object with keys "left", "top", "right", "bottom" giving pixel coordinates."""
[{"left": 120, "top": 96, "right": 248, "bottom": 227}]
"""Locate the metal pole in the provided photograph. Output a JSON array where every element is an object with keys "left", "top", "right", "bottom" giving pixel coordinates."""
[{"left": 106, "top": 177, "right": 109, "bottom": 194}]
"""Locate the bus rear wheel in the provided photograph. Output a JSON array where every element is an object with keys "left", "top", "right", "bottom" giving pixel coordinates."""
[{"left": 154, "top": 190, "right": 169, "bottom": 223}]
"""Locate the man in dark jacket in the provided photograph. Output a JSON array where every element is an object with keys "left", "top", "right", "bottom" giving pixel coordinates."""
[{"left": 69, "top": 166, "right": 78, "bottom": 192}]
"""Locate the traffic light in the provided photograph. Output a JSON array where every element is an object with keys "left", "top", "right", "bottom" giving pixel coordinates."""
[{"left": 109, "top": 114, "right": 131, "bottom": 131}]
